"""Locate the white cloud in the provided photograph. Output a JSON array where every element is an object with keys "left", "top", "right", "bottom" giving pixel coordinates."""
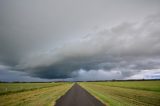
[
  {"left": 72, "top": 69, "right": 123, "bottom": 81},
  {"left": 126, "top": 69, "right": 160, "bottom": 79}
]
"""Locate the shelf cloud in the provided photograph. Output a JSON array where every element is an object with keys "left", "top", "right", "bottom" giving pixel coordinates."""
[{"left": 0, "top": 0, "right": 160, "bottom": 81}]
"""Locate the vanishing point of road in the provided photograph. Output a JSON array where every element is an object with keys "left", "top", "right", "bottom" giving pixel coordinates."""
[{"left": 55, "top": 83, "right": 106, "bottom": 106}]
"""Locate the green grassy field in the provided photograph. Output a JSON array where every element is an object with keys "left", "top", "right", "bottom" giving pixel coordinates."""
[
  {"left": 80, "top": 81, "right": 160, "bottom": 106},
  {"left": 0, "top": 82, "right": 73, "bottom": 106},
  {"left": 0, "top": 82, "right": 65, "bottom": 95},
  {"left": 1, "top": 81, "right": 160, "bottom": 106}
]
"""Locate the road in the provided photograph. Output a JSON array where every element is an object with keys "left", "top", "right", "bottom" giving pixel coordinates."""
[{"left": 55, "top": 83, "right": 106, "bottom": 106}]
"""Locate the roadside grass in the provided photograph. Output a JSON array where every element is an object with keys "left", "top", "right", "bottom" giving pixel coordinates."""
[
  {"left": 80, "top": 81, "right": 160, "bottom": 106},
  {"left": 0, "top": 83, "right": 73, "bottom": 106}
]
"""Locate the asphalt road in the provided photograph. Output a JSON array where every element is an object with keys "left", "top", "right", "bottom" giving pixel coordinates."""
[{"left": 55, "top": 83, "right": 106, "bottom": 106}]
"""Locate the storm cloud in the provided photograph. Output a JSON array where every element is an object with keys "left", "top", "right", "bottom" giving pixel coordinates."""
[{"left": 0, "top": 0, "right": 160, "bottom": 81}]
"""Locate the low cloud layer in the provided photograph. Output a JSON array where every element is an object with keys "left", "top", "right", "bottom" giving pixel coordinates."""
[
  {"left": 0, "top": 0, "right": 160, "bottom": 81},
  {"left": 0, "top": 65, "right": 51, "bottom": 82}
]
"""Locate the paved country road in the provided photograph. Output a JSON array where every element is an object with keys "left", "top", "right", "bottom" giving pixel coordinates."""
[{"left": 55, "top": 83, "right": 106, "bottom": 106}]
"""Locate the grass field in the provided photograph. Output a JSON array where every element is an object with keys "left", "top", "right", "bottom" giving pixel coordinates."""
[
  {"left": 1, "top": 81, "right": 159, "bottom": 106},
  {"left": 0, "top": 82, "right": 73, "bottom": 106},
  {"left": 0, "top": 82, "right": 65, "bottom": 95},
  {"left": 80, "top": 81, "right": 160, "bottom": 106}
]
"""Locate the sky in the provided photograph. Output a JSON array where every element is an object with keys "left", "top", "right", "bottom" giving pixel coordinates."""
[{"left": 0, "top": 0, "right": 160, "bottom": 82}]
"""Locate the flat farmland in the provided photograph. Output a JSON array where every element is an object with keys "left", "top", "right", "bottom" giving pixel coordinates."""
[
  {"left": 80, "top": 81, "right": 160, "bottom": 106},
  {"left": 0, "top": 82, "right": 73, "bottom": 106},
  {"left": 1, "top": 81, "right": 159, "bottom": 106}
]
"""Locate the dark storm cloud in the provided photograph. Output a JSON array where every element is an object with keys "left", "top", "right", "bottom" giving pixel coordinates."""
[
  {"left": 17, "top": 13, "right": 160, "bottom": 79},
  {"left": 0, "top": 64, "right": 52, "bottom": 82},
  {"left": 0, "top": 0, "right": 160, "bottom": 81}
]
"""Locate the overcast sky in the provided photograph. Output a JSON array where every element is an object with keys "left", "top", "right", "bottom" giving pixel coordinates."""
[{"left": 0, "top": 0, "right": 160, "bottom": 81}]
